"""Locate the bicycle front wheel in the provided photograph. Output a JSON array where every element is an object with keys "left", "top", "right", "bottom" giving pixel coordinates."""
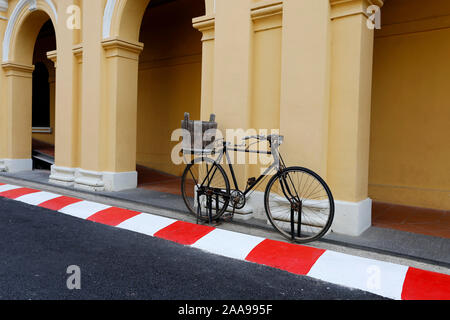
[
  {"left": 264, "top": 167, "right": 334, "bottom": 243},
  {"left": 181, "top": 157, "right": 231, "bottom": 222}
]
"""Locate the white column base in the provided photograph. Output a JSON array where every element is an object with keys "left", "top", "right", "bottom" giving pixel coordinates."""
[
  {"left": 331, "top": 198, "right": 372, "bottom": 236},
  {"left": 74, "top": 169, "right": 105, "bottom": 192},
  {"left": 49, "top": 165, "right": 76, "bottom": 187},
  {"left": 74, "top": 168, "right": 137, "bottom": 192},
  {"left": 103, "top": 171, "right": 137, "bottom": 192},
  {"left": 0, "top": 159, "right": 33, "bottom": 173}
]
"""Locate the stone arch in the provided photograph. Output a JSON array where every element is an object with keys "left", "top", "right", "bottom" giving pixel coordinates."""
[
  {"left": 0, "top": 0, "right": 58, "bottom": 173},
  {"left": 96, "top": 0, "right": 207, "bottom": 191},
  {"left": 3, "top": 0, "right": 58, "bottom": 63},
  {"left": 103, "top": 0, "right": 150, "bottom": 41},
  {"left": 103, "top": 0, "right": 211, "bottom": 41}
]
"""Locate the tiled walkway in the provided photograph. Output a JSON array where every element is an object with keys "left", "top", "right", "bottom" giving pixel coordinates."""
[
  {"left": 32, "top": 139, "right": 55, "bottom": 157},
  {"left": 136, "top": 165, "right": 195, "bottom": 197},
  {"left": 372, "top": 202, "right": 450, "bottom": 239}
]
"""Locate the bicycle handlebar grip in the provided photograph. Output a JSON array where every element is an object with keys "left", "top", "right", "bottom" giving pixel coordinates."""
[{"left": 243, "top": 135, "right": 267, "bottom": 141}]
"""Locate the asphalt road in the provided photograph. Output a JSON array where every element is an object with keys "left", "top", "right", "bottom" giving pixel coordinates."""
[{"left": 0, "top": 197, "right": 386, "bottom": 301}]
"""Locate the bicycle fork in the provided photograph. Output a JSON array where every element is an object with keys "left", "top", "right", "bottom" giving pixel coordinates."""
[{"left": 279, "top": 173, "right": 302, "bottom": 240}]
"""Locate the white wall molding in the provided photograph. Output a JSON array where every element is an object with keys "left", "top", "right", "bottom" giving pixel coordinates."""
[
  {"left": 331, "top": 198, "right": 372, "bottom": 236},
  {"left": 49, "top": 165, "right": 76, "bottom": 187},
  {"left": 69, "top": 168, "right": 137, "bottom": 192},
  {"left": 74, "top": 168, "right": 105, "bottom": 192},
  {"left": 0, "top": 159, "right": 33, "bottom": 173},
  {"left": 103, "top": 171, "right": 137, "bottom": 192},
  {"left": 246, "top": 192, "right": 372, "bottom": 237},
  {"left": 2, "top": 0, "right": 58, "bottom": 62}
]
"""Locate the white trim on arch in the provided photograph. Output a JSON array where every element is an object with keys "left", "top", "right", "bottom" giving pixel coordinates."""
[
  {"left": 2, "top": 0, "right": 58, "bottom": 62},
  {"left": 102, "top": 0, "right": 117, "bottom": 39}
]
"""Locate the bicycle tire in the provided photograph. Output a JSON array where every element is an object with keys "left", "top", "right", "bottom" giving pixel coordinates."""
[
  {"left": 181, "top": 157, "right": 231, "bottom": 222},
  {"left": 264, "top": 167, "right": 335, "bottom": 243}
]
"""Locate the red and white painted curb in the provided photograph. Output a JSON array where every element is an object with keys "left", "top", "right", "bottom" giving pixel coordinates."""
[{"left": 0, "top": 183, "right": 449, "bottom": 300}]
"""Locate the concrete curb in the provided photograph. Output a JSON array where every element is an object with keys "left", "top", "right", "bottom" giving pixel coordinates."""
[{"left": 0, "top": 183, "right": 449, "bottom": 300}]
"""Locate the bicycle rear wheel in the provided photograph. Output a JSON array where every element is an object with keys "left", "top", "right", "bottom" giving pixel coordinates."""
[
  {"left": 264, "top": 167, "right": 334, "bottom": 243},
  {"left": 181, "top": 157, "right": 230, "bottom": 222}
]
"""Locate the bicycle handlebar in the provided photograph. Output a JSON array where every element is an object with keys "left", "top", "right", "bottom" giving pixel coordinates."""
[
  {"left": 214, "top": 135, "right": 284, "bottom": 149},
  {"left": 243, "top": 135, "right": 265, "bottom": 141},
  {"left": 243, "top": 134, "right": 284, "bottom": 143}
]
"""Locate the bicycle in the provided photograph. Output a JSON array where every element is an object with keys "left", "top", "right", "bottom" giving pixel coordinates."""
[{"left": 180, "top": 131, "right": 335, "bottom": 244}]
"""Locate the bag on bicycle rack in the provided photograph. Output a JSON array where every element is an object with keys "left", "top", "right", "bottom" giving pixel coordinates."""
[{"left": 181, "top": 112, "right": 217, "bottom": 154}]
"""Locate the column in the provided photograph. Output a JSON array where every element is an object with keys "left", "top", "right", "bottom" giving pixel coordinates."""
[
  {"left": 279, "top": 0, "right": 331, "bottom": 177},
  {"left": 213, "top": 0, "right": 252, "bottom": 131},
  {"left": 327, "top": 0, "right": 384, "bottom": 235},
  {"left": 75, "top": 0, "right": 106, "bottom": 191},
  {"left": 0, "top": 62, "right": 34, "bottom": 172},
  {"left": 100, "top": 37, "right": 143, "bottom": 191},
  {"left": 49, "top": 0, "right": 82, "bottom": 187},
  {"left": 193, "top": 13, "right": 215, "bottom": 120},
  {"left": 0, "top": 4, "right": 9, "bottom": 171},
  {"left": 212, "top": 0, "right": 253, "bottom": 188},
  {"left": 76, "top": 1, "right": 144, "bottom": 192}
]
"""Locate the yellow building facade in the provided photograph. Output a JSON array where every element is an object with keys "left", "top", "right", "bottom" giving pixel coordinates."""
[{"left": 0, "top": 0, "right": 448, "bottom": 236}]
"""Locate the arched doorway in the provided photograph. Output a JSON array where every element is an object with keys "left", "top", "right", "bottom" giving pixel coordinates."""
[
  {"left": 32, "top": 19, "right": 57, "bottom": 169},
  {"left": 0, "top": 1, "right": 58, "bottom": 173},
  {"left": 95, "top": 0, "right": 207, "bottom": 191},
  {"left": 135, "top": 0, "right": 205, "bottom": 193}
]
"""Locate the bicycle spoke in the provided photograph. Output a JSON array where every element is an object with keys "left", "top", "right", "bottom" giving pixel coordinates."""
[
  {"left": 265, "top": 168, "right": 334, "bottom": 243},
  {"left": 181, "top": 158, "right": 231, "bottom": 223}
]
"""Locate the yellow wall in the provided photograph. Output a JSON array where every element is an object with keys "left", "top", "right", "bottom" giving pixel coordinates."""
[
  {"left": 370, "top": 0, "right": 450, "bottom": 210},
  {"left": 248, "top": 1, "right": 282, "bottom": 184},
  {"left": 136, "top": 0, "right": 204, "bottom": 176}
]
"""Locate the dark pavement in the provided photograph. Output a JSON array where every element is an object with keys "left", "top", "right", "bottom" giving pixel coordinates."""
[{"left": 0, "top": 197, "right": 386, "bottom": 300}]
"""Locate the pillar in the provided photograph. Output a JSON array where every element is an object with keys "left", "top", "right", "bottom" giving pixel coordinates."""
[
  {"left": 0, "top": 62, "right": 34, "bottom": 172},
  {"left": 75, "top": 0, "right": 107, "bottom": 191},
  {"left": 101, "top": 37, "right": 143, "bottom": 191},
  {"left": 193, "top": 12, "right": 215, "bottom": 120},
  {"left": 213, "top": 0, "right": 252, "bottom": 132},
  {"left": 0, "top": 3, "right": 32, "bottom": 172},
  {"left": 279, "top": 0, "right": 331, "bottom": 177},
  {"left": 212, "top": 0, "right": 253, "bottom": 187},
  {"left": 48, "top": 0, "right": 82, "bottom": 187},
  {"left": 327, "top": 0, "right": 383, "bottom": 235}
]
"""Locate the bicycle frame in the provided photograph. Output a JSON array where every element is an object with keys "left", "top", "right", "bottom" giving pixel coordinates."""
[
  {"left": 184, "top": 134, "right": 334, "bottom": 243},
  {"left": 198, "top": 139, "right": 288, "bottom": 197}
]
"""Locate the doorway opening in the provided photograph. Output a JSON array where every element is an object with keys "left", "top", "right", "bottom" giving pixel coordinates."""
[
  {"left": 369, "top": 0, "right": 450, "bottom": 238},
  {"left": 135, "top": 0, "right": 205, "bottom": 195},
  {"left": 31, "top": 19, "right": 56, "bottom": 170}
]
